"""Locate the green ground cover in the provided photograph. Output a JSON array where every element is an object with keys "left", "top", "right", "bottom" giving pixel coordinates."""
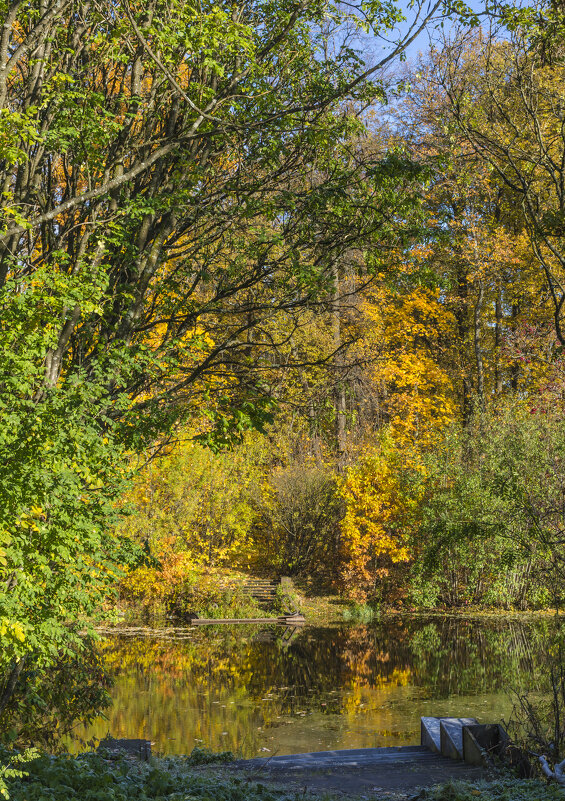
[{"left": 2, "top": 751, "right": 564, "bottom": 801}]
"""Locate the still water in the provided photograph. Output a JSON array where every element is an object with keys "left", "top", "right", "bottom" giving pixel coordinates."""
[{"left": 81, "top": 616, "right": 549, "bottom": 758}]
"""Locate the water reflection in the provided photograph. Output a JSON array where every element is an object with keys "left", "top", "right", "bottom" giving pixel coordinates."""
[{"left": 78, "top": 616, "right": 553, "bottom": 757}]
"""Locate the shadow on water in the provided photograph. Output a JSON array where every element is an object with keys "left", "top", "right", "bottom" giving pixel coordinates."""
[{"left": 73, "top": 615, "right": 555, "bottom": 758}]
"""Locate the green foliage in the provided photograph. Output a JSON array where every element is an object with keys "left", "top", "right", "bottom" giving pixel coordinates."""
[
  {"left": 0, "top": 273, "right": 142, "bottom": 733},
  {"left": 0, "top": 748, "right": 38, "bottom": 800},
  {"left": 183, "top": 748, "right": 234, "bottom": 766},
  {"left": 341, "top": 601, "right": 381, "bottom": 623},
  {"left": 194, "top": 397, "right": 277, "bottom": 453},
  {"left": 271, "top": 585, "right": 302, "bottom": 615},
  {"left": 2, "top": 751, "right": 325, "bottom": 801},
  {"left": 408, "top": 402, "right": 565, "bottom": 609}
]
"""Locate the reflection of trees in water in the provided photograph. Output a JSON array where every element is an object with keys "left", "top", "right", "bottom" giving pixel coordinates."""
[
  {"left": 82, "top": 617, "right": 557, "bottom": 755},
  {"left": 102, "top": 616, "right": 550, "bottom": 702},
  {"left": 406, "top": 617, "right": 546, "bottom": 697}
]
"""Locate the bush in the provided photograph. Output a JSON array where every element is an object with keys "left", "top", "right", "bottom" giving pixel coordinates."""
[
  {"left": 121, "top": 564, "right": 268, "bottom": 621},
  {"left": 342, "top": 601, "right": 380, "bottom": 623},
  {"left": 254, "top": 464, "right": 343, "bottom": 579},
  {"left": 409, "top": 403, "right": 565, "bottom": 610},
  {"left": 165, "top": 572, "right": 267, "bottom": 620}
]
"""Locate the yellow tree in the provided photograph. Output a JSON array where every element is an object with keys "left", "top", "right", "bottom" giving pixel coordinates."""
[{"left": 339, "top": 433, "right": 425, "bottom": 597}]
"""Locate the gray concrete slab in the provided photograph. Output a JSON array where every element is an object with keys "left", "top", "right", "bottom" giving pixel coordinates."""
[
  {"left": 440, "top": 718, "right": 478, "bottom": 760},
  {"left": 421, "top": 717, "right": 441, "bottom": 754},
  {"left": 232, "top": 747, "right": 491, "bottom": 798}
]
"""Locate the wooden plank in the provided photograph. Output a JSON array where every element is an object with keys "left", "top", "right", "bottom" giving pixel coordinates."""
[{"left": 190, "top": 614, "right": 305, "bottom": 626}]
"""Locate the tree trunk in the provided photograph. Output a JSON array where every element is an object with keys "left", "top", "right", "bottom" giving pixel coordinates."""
[
  {"left": 455, "top": 262, "right": 472, "bottom": 425},
  {"left": 474, "top": 279, "right": 485, "bottom": 413},
  {"left": 0, "top": 659, "right": 25, "bottom": 716},
  {"left": 332, "top": 265, "right": 347, "bottom": 467},
  {"left": 494, "top": 285, "right": 503, "bottom": 396}
]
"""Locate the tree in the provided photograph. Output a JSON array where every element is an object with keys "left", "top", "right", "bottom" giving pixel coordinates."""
[
  {"left": 437, "top": 25, "right": 565, "bottom": 348},
  {"left": 0, "top": 0, "right": 448, "bottom": 726},
  {"left": 338, "top": 433, "right": 424, "bottom": 597},
  {"left": 394, "top": 47, "right": 553, "bottom": 418}
]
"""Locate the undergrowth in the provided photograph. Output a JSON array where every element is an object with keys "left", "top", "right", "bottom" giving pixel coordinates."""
[
  {"left": 1, "top": 750, "right": 331, "bottom": 801},
  {"left": 342, "top": 601, "right": 380, "bottom": 623},
  {"left": 3, "top": 752, "right": 562, "bottom": 801},
  {"left": 421, "top": 778, "right": 564, "bottom": 801}
]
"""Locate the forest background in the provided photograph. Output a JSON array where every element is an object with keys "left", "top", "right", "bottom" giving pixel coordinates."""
[{"left": 2, "top": 0, "right": 565, "bottom": 752}]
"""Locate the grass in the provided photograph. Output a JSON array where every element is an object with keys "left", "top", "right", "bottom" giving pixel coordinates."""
[
  {"left": 341, "top": 601, "right": 381, "bottom": 623},
  {"left": 4, "top": 751, "right": 565, "bottom": 801},
  {"left": 420, "top": 778, "right": 565, "bottom": 801}
]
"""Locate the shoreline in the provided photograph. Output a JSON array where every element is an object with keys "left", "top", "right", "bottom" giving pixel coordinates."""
[{"left": 96, "top": 598, "right": 563, "bottom": 631}]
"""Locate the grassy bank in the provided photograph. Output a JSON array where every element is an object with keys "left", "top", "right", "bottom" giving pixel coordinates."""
[
  {"left": 2, "top": 750, "right": 563, "bottom": 801},
  {"left": 110, "top": 590, "right": 560, "bottom": 630},
  {"left": 112, "top": 566, "right": 562, "bottom": 629}
]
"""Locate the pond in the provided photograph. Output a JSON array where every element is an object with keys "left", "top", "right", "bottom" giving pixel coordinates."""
[{"left": 78, "top": 615, "right": 552, "bottom": 758}]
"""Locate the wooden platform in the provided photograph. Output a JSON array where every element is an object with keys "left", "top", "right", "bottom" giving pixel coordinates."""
[{"left": 189, "top": 613, "right": 306, "bottom": 626}]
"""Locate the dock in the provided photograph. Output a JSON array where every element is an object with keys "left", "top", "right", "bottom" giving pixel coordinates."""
[
  {"left": 188, "top": 612, "right": 306, "bottom": 626},
  {"left": 232, "top": 717, "right": 509, "bottom": 795}
]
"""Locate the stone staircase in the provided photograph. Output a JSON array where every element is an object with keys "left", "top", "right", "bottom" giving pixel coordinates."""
[
  {"left": 238, "top": 717, "right": 509, "bottom": 772},
  {"left": 241, "top": 577, "right": 293, "bottom": 607},
  {"left": 240, "top": 578, "right": 280, "bottom": 607}
]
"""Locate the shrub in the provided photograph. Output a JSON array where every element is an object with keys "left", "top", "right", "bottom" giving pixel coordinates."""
[
  {"left": 409, "top": 403, "right": 565, "bottom": 610},
  {"left": 121, "top": 564, "right": 267, "bottom": 621},
  {"left": 254, "top": 464, "right": 343, "bottom": 579},
  {"left": 342, "top": 601, "right": 380, "bottom": 623},
  {"left": 2, "top": 751, "right": 325, "bottom": 801}
]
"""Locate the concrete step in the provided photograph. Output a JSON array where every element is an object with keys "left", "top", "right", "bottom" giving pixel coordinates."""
[{"left": 421, "top": 717, "right": 478, "bottom": 760}]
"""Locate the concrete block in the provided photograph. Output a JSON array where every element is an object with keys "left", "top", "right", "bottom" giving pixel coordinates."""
[
  {"left": 98, "top": 737, "right": 151, "bottom": 760},
  {"left": 421, "top": 717, "right": 441, "bottom": 754},
  {"left": 440, "top": 718, "right": 478, "bottom": 760},
  {"left": 463, "top": 723, "right": 509, "bottom": 766}
]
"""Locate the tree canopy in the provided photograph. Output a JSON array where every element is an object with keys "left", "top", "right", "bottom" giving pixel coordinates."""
[{"left": 0, "top": 0, "right": 450, "bottom": 714}]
